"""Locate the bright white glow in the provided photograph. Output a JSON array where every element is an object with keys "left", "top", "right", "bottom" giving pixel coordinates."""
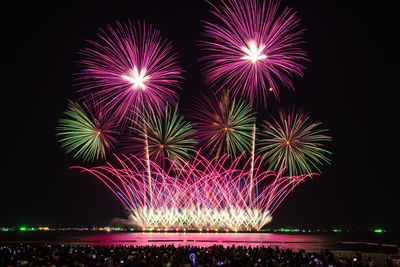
[
  {"left": 121, "top": 67, "right": 150, "bottom": 90},
  {"left": 241, "top": 40, "right": 267, "bottom": 64}
]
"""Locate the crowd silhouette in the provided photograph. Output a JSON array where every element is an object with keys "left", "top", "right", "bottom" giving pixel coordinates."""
[{"left": 0, "top": 243, "right": 379, "bottom": 266}]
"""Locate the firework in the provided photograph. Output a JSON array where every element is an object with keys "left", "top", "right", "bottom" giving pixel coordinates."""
[
  {"left": 77, "top": 21, "right": 183, "bottom": 125},
  {"left": 125, "top": 106, "right": 197, "bottom": 166},
  {"left": 57, "top": 3, "right": 334, "bottom": 232},
  {"left": 75, "top": 153, "right": 313, "bottom": 231},
  {"left": 192, "top": 92, "right": 256, "bottom": 158},
  {"left": 200, "top": 0, "right": 307, "bottom": 106},
  {"left": 257, "top": 109, "right": 332, "bottom": 176},
  {"left": 56, "top": 100, "right": 119, "bottom": 162}
]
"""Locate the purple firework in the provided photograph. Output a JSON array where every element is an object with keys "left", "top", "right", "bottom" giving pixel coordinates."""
[
  {"left": 77, "top": 21, "right": 183, "bottom": 126},
  {"left": 200, "top": 0, "right": 307, "bottom": 107}
]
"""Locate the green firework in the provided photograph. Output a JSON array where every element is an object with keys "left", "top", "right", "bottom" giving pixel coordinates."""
[
  {"left": 257, "top": 109, "right": 332, "bottom": 176},
  {"left": 193, "top": 92, "right": 256, "bottom": 158},
  {"left": 56, "top": 100, "right": 118, "bottom": 162},
  {"left": 129, "top": 105, "right": 197, "bottom": 165}
]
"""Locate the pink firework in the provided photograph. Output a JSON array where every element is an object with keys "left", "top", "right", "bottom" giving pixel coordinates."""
[
  {"left": 200, "top": 0, "right": 307, "bottom": 106},
  {"left": 77, "top": 21, "right": 183, "bottom": 125},
  {"left": 74, "top": 153, "right": 314, "bottom": 231}
]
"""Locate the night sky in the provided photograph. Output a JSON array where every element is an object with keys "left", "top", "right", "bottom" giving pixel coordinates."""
[{"left": 3, "top": 1, "right": 399, "bottom": 231}]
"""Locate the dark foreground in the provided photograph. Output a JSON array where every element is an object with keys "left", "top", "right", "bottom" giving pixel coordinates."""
[{"left": 1, "top": 243, "right": 398, "bottom": 267}]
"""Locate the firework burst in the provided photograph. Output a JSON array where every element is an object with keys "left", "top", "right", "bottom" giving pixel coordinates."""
[
  {"left": 200, "top": 0, "right": 307, "bottom": 106},
  {"left": 257, "top": 109, "right": 332, "bottom": 176},
  {"left": 75, "top": 153, "right": 313, "bottom": 231},
  {"left": 56, "top": 100, "right": 119, "bottom": 162},
  {"left": 125, "top": 106, "right": 197, "bottom": 166},
  {"left": 192, "top": 92, "right": 256, "bottom": 158},
  {"left": 77, "top": 21, "right": 183, "bottom": 125}
]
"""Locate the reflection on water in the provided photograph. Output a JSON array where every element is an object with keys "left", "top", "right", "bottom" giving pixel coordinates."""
[
  {"left": 1, "top": 232, "right": 399, "bottom": 253},
  {"left": 78, "top": 232, "right": 327, "bottom": 251}
]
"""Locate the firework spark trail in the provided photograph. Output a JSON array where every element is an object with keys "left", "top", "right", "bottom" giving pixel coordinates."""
[
  {"left": 74, "top": 153, "right": 313, "bottom": 230},
  {"left": 200, "top": 0, "right": 307, "bottom": 107},
  {"left": 249, "top": 122, "right": 257, "bottom": 202},
  {"left": 77, "top": 21, "right": 183, "bottom": 126}
]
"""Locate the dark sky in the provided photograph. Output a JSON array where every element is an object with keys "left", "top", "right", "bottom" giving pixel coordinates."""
[{"left": 2, "top": 1, "right": 399, "bottom": 231}]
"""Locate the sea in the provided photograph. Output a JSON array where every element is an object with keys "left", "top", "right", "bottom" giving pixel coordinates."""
[{"left": 1, "top": 231, "right": 399, "bottom": 254}]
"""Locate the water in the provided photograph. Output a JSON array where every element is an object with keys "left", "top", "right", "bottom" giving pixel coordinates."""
[{"left": 1, "top": 232, "right": 399, "bottom": 253}]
